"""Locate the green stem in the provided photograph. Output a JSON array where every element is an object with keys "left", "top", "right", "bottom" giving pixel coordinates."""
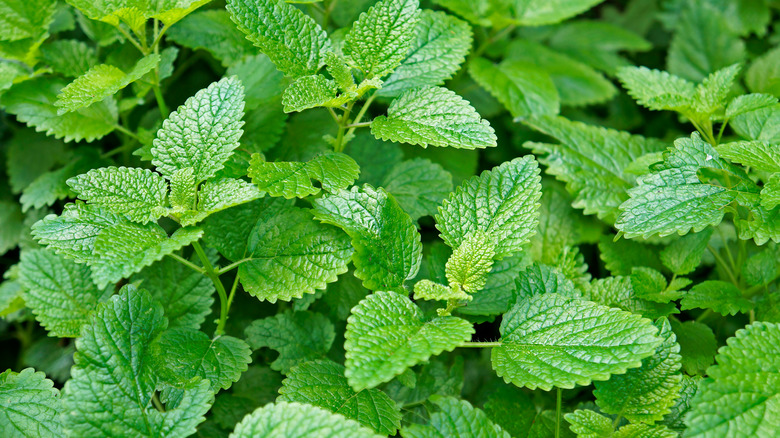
[
  {"left": 152, "top": 393, "right": 166, "bottom": 412},
  {"left": 716, "top": 119, "right": 729, "bottom": 145},
  {"left": 707, "top": 244, "right": 739, "bottom": 286},
  {"left": 115, "top": 25, "right": 147, "bottom": 54},
  {"left": 113, "top": 124, "right": 140, "bottom": 141},
  {"left": 556, "top": 388, "right": 563, "bottom": 438},
  {"left": 695, "top": 308, "right": 713, "bottom": 323},
  {"left": 227, "top": 273, "right": 240, "bottom": 310},
  {"left": 612, "top": 414, "right": 623, "bottom": 430},
  {"left": 152, "top": 81, "right": 169, "bottom": 117},
  {"left": 216, "top": 258, "right": 253, "bottom": 275},
  {"left": 333, "top": 101, "right": 355, "bottom": 153},
  {"left": 344, "top": 93, "right": 377, "bottom": 139},
  {"left": 191, "top": 241, "right": 230, "bottom": 336},
  {"left": 166, "top": 253, "right": 205, "bottom": 275},
  {"left": 458, "top": 341, "right": 501, "bottom": 348}
]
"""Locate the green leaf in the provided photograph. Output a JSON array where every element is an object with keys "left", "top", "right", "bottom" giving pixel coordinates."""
[
  {"left": 445, "top": 231, "right": 495, "bottom": 294},
  {"left": 413, "top": 279, "right": 470, "bottom": 302},
  {"left": 180, "top": 178, "right": 262, "bottom": 226},
  {"left": 0, "top": 280, "right": 24, "bottom": 317},
  {"left": 131, "top": 255, "right": 214, "bottom": 330},
  {"left": 436, "top": 156, "right": 542, "bottom": 257},
  {"left": 54, "top": 55, "right": 159, "bottom": 113},
  {"left": 761, "top": 174, "right": 780, "bottom": 210},
  {"left": 587, "top": 275, "right": 679, "bottom": 320},
  {"left": 680, "top": 280, "right": 752, "bottom": 316},
  {"left": 469, "top": 58, "right": 559, "bottom": 118},
  {"left": 281, "top": 74, "right": 347, "bottom": 112},
  {"left": 238, "top": 206, "right": 352, "bottom": 302},
  {"left": 660, "top": 229, "right": 712, "bottom": 276},
  {"left": 492, "top": 293, "right": 662, "bottom": 390},
  {"left": 508, "top": 0, "right": 605, "bottom": 26},
  {"left": 67, "top": 0, "right": 209, "bottom": 27},
  {"left": 63, "top": 286, "right": 213, "bottom": 437},
  {"left": 746, "top": 46, "right": 780, "bottom": 96},
  {"left": 616, "top": 133, "right": 753, "bottom": 238},
  {"left": 730, "top": 103, "right": 780, "bottom": 142},
  {"left": 0, "top": 200, "right": 23, "bottom": 256},
  {"left": 505, "top": 40, "right": 616, "bottom": 107},
  {"left": 40, "top": 39, "right": 98, "bottom": 78},
  {"left": 66, "top": 166, "right": 168, "bottom": 224},
  {"left": 3, "top": 77, "right": 117, "bottom": 142},
  {"left": 401, "top": 396, "right": 511, "bottom": 438},
  {"left": 0, "top": 368, "right": 62, "bottom": 438},
  {"left": 692, "top": 64, "right": 741, "bottom": 115},
  {"left": 594, "top": 318, "right": 683, "bottom": 424},
  {"left": 483, "top": 386, "right": 537, "bottom": 438},
  {"left": 278, "top": 360, "right": 402, "bottom": 435},
  {"left": 313, "top": 185, "right": 422, "bottom": 292},
  {"left": 343, "top": 0, "right": 420, "bottom": 78},
  {"left": 617, "top": 66, "right": 695, "bottom": 112},
  {"left": 152, "top": 328, "right": 252, "bottom": 392},
  {"left": 378, "top": 10, "right": 471, "bottom": 97},
  {"left": 32, "top": 203, "right": 123, "bottom": 264},
  {"left": 380, "top": 158, "right": 453, "bottom": 222},
  {"left": 670, "top": 320, "right": 716, "bottom": 376},
  {"left": 245, "top": 310, "right": 335, "bottom": 373},
  {"left": 514, "top": 262, "right": 579, "bottom": 300},
  {"left": 716, "top": 140, "right": 780, "bottom": 173},
  {"left": 226, "top": 0, "right": 331, "bottom": 77},
  {"left": 667, "top": 0, "right": 745, "bottom": 81},
  {"left": 737, "top": 203, "right": 780, "bottom": 245},
  {"left": 725, "top": 93, "right": 777, "bottom": 119},
  {"left": 371, "top": 86, "right": 497, "bottom": 149},
  {"left": 229, "top": 402, "right": 384, "bottom": 438},
  {"left": 152, "top": 76, "right": 245, "bottom": 183},
  {"left": 166, "top": 10, "right": 255, "bottom": 67},
  {"left": 631, "top": 267, "right": 684, "bottom": 303},
  {"left": 684, "top": 322, "right": 780, "bottom": 437},
  {"left": 524, "top": 115, "right": 665, "bottom": 223},
  {"left": 248, "top": 152, "right": 359, "bottom": 199},
  {"left": 564, "top": 409, "right": 613, "bottom": 438},
  {"left": 0, "top": 0, "right": 56, "bottom": 41},
  {"left": 344, "top": 291, "right": 474, "bottom": 391},
  {"left": 18, "top": 249, "right": 111, "bottom": 337}
]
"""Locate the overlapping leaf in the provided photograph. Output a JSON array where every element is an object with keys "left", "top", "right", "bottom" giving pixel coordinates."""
[
  {"left": 248, "top": 153, "right": 359, "bottom": 199},
  {"left": 401, "top": 396, "right": 511, "bottom": 438},
  {"left": 245, "top": 311, "right": 335, "bottom": 373},
  {"left": 230, "top": 402, "right": 383, "bottom": 438},
  {"left": 0, "top": 368, "right": 62, "bottom": 438}
]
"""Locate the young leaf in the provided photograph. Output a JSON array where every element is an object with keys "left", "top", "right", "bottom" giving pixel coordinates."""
[
  {"left": 564, "top": 409, "right": 613, "bottom": 438},
  {"left": 436, "top": 156, "right": 542, "bottom": 257},
  {"left": 0, "top": 0, "right": 56, "bottom": 42},
  {"left": 380, "top": 158, "right": 453, "bottom": 222},
  {"left": 685, "top": 322, "right": 780, "bottom": 437},
  {"left": 445, "top": 231, "right": 495, "bottom": 294},
  {"left": 18, "top": 249, "right": 111, "bottom": 337},
  {"left": 469, "top": 58, "right": 559, "bottom": 118},
  {"left": 413, "top": 279, "right": 470, "bottom": 302},
  {"left": 152, "top": 76, "right": 245, "bottom": 183},
  {"left": 343, "top": 0, "right": 420, "bottom": 79},
  {"left": 3, "top": 77, "right": 117, "bottom": 142},
  {"left": 66, "top": 166, "right": 168, "bottom": 224},
  {"left": 617, "top": 66, "right": 696, "bottom": 112},
  {"left": 524, "top": 115, "right": 665, "bottom": 223},
  {"left": 715, "top": 140, "right": 780, "bottom": 173},
  {"left": 54, "top": 54, "right": 159, "bottom": 113},
  {"left": 594, "top": 318, "right": 683, "bottom": 424},
  {"left": 245, "top": 311, "right": 335, "bottom": 373},
  {"left": 680, "top": 280, "right": 753, "bottom": 316},
  {"left": 692, "top": 64, "right": 741, "bottom": 116},
  {"left": 492, "top": 293, "right": 662, "bottom": 390},
  {"left": 226, "top": 0, "right": 331, "bottom": 77},
  {"left": 248, "top": 152, "right": 360, "bottom": 199},
  {"left": 671, "top": 320, "right": 716, "bottom": 376},
  {"left": 62, "top": 286, "right": 213, "bottom": 437},
  {"left": 371, "top": 86, "right": 497, "bottom": 149},
  {"left": 344, "top": 291, "right": 474, "bottom": 391},
  {"left": 0, "top": 368, "right": 62, "bottom": 437},
  {"left": 278, "top": 360, "right": 402, "bottom": 435},
  {"left": 313, "top": 185, "right": 422, "bottom": 292},
  {"left": 180, "top": 178, "right": 262, "bottom": 226},
  {"left": 230, "top": 402, "right": 384, "bottom": 438},
  {"left": 238, "top": 206, "right": 352, "bottom": 302},
  {"left": 281, "top": 74, "right": 347, "bottom": 113},
  {"left": 401, "top": 396, "right": 511, "bottom": 438},
  {"left": 761, "top": 174, "right": 780, "bottom": 210},
  {"left": 587, "top": 275, "right": 679, "bottom": 320},
  {"left": 659, "top": 229, "right": 713, "bottom": 276},
  {"left": 152, "top": 328, "right": 252, "bottom": 392},
  {"left": 379, "top": 10, "right": 471, "bottom": 97}
]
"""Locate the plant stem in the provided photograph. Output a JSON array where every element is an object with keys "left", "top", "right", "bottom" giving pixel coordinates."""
[
  {"left": 216, "top": 258, "right": 253, "bottom": 275},
  {"left": 707, "top": 244, "right": 739, "bottom": 286},
  {"left": 113, "top": 124, "right": 140, "bottom": 141},
  {"left": 152, "top": 81, "right": 169, "bottom": 117},
  {"left": 166, "top": 253, "right": 205, "bottom": 275},
  {"left": 695, "top": 308, "right": 713, "bottom": 323},
  {"left": 458, "top": 341, "right": 501, "bottom": 348},
  {"left": 344, "top": 93, "right": 376, "bottom": 139},
  {"left": 227, "top": 273, "right": 240, "bottom": 310},
  {"left": 116, "top": 26, "right": 147, "bottom": 54},
  {"left": 333, "top": 101, "right": 355, "bottom": 153},
  {"left": 191, "top": 241, "right": 230, "bottom": 336},
  {"left": 152, "top": 393, "right": 166, "bottom": 412},
  {"left": 555, "top": 388, "right": 563, "bottom": 438}
]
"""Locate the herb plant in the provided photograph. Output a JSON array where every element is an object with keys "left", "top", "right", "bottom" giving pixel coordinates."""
[{"left": 1, "top": 0, "right": 779, "bottom": 437}]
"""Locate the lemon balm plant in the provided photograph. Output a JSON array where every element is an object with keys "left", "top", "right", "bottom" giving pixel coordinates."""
[{"left": 2, "top": 0, "right": 780, "bottom": 437}]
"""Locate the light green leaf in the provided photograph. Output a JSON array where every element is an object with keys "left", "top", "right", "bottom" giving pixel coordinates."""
[
  {"left": 684, "top": 322, "right": 780, "bottom": 438},
  {"left": 152, "top": 328, "right": 252, "bottom": 392},
  {"left": 564, "top": 409, "right": 613, "bottom": 438},
  {"left": 617, "top": 66, "right": 695, "bottom": 112},
  {"left": 631, "top": 267, "right": 684, "bottom": 303},
  {"left": 343, "top": 0, "right": 419, "bottom": 78},
  {"left": 413, "top": 279, "right": 470, "bottom": 302},
  {"left": 0, "top": 280, "right": 24, "bottom": 317},
  {"left": 492, "top": 293, "right": 662, "bottom": 390},
  {"left": 469, "top": 58, "right": 559, "bottom": 118},
  {"left": 18, "top": 249, "right": 111, "bottom": 337},
  {"left": 379, "top": 10, "right": 471, "bottom": 97},
  {"left": 229, "top": 402, "right": 383, "bottom": 438},
  {"left": 0, "top": 368, "right": 62, "bottom": 438},
  {"left": 226, "top": 0, "right": 331, "bottom": 77},
  {"left": 166, "top": 10, "right": 255, "bottom": 67},
  {"left": 746, "top": 46, "right": 780, "bottom": 97},
  {"left": 66, "top": 166, "right": 168, "bottom": 224},
  {"left": 524, "top": 115, "right": 665, "bottom": 223},
  {"left": 55, "top": 54, "right": 159, "bottom": 113},
  {"left": 737, "top": 203, "right": 780, "bottom": 245},
  {"left": 131, "top": 255, "right": 214, "bottom": 330},
  {"left": 760, "top": 174, "right": 780, "bottom": 210},
  {"left": 680, "top": 280, "right": 752, "bottom": 316},
  {"left": 445, "top": 231, "right": 495, "bottom": 294},
  {"left": 663, "top": 375, "right": 700, "bottom": 432},
  {"left": 40, "top": 39, "right": 98, "bottom": 78},
  {"left": 245, "top": 310, "right": 335, "bottom": 373},
  {"left": 594, "top": 318, "right": 682, "bottom": 424},
  {"left": 371, "top": 86, "right": 497, "bottom": 149},
  {"left": 671, "top": 320, "right": 716, "bottom": 376},
  {"left": 509, "top": 0, "right": 605, "bottom": 26},
  {"left": 345, "top": 291, "right": 474, "bottom": 391},
  {"left": 3, "top": 77, "right": 117, "bottom": 143},
  {"left": 281, "top": 75, "right": 348, "bottom": 113},
  {"left": 587, "top": 275, "right": 678, "bottom": 320},
  {"left": 278, "top": 360, "right": 402, "bottom": 435},
  {"left": 716, "top": 140, "right": 780, "bottom": 173},
  {"left": 63, "top": 286, "right": 213, "bottom": 438},
  {"left": 179, "top": 178, "right": 262, "bottom": 226},
  {"left": 313, "top": 185, "right": 422, "bottom": 292},
  {"left": 167, "top": 168, "right": 196, "bottom": 212},
  {"left": 238, "top": 206, "right": 352, "bottom": 302},
  {"left": 0, "top": 0, "right": 55, "bottom": 42},
  {"left": 725, "top": 93, "right": 777, "bottom": 119},
  {"left": 32, "top": 203, "right": 123, "bottom": 264},
  {"left": 380, "top": 158, "right": 453, "bottom": 222},
  {"left": 514, "top": 263, "right": 579, "bottom": 300},
  {"left": 731, "top": 103, "right": 780, "bottom": 142},
  {"left": 660, "top": 229, "right": 713, "bottom": 276},
  {"left": 152, "top": 76, "right": 245, "bottom": 183},
  {"left": 248, "top": 152, "right": 359, "bottom": 199},
  {"left": 692, "top": 64, "right": 741, "bottom": 116},
  {"left": 67, "top": 0, "right": 209, "bottom": 27},
  {"left": 401, "top": 396, "right": 510, "bottom": 438}
]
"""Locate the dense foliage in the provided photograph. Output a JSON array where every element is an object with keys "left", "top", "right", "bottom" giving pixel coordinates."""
[{"left": 1, "top": 0, "right": 780, "bottom": 437}]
